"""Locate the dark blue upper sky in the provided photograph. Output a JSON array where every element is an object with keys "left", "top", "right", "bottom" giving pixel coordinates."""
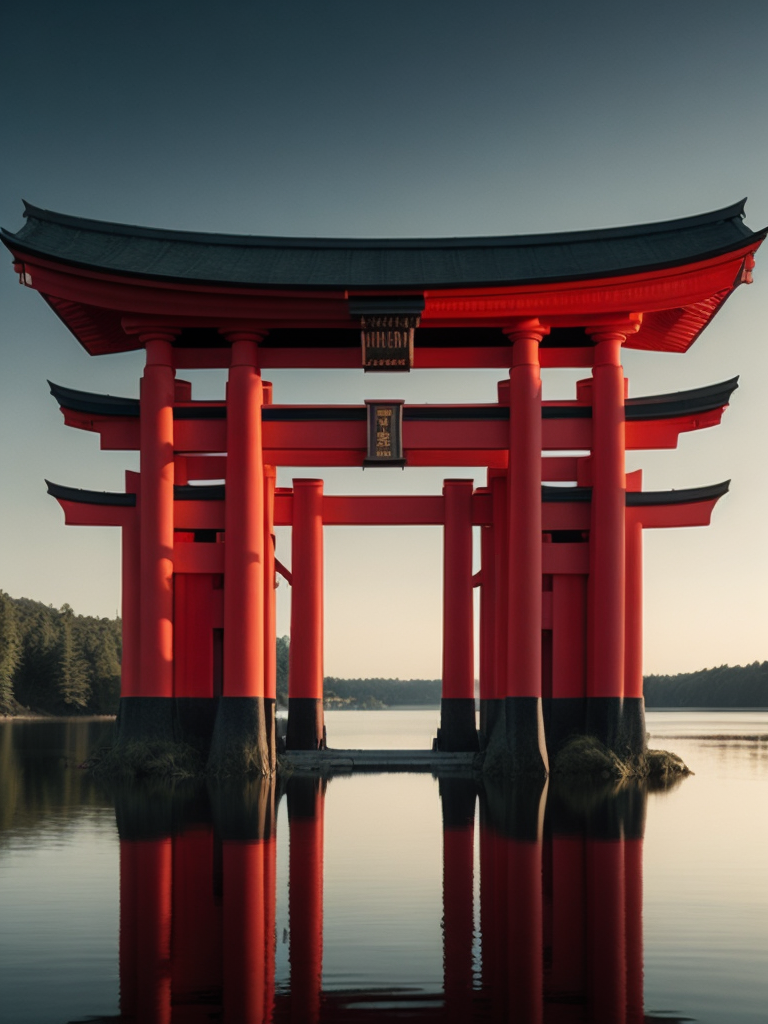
[{"left": 1, "top": 0, "right": 767, "bottom": 676}]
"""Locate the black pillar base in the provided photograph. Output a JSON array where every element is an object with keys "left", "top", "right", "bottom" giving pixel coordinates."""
[
  {"left": 585, "top": 697, "right": 627, "bottom": 756},
  {"left": 619, "top": 697, "right": 647, "bottom": 759},
  {"left": 115, "top": 696, "right": 175, "bottom": 745},
  {"left": 207, "top": 696, "right": 271, "bottom": 776},
  {"left": 504, "top": 697, "right": 548, "bottom": 777},
  {"left": 479, "top": 698, "right": 503, "bottom": 750},
  {"left": 263, "top": 697, "right": 277, "bottom": 772},
  {"left": 543, "top": 697, "right": 586, "bottom": 761},
  {"left": 286, "top": 697, "right": 325, "bottom": 751},
  {"left": 173, "top": 697, "right": 218, "bottom": 750},
  {"left": 439, "top": 698, "right": 479, "bottom": 752}
]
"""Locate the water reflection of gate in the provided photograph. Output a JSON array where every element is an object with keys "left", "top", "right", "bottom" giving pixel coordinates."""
[{"left": 113, "top": 776, "right": 652, "bottom": 1024}]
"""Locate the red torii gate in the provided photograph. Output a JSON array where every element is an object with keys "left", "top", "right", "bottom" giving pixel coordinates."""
[{"left": 3, "top": 200, "right": 764, "bottom": 774}]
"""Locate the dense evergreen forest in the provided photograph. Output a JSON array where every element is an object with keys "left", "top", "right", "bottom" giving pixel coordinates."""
[
  {"left": 3, "top": 590, "right": 767, "bottom": 714},
  {"left": 644, "top": 662, "right": 768, "bottom": 708},
  {"left": 0, "top": 591, "right": 121, "bottom": 716},
  {"left": 323, "top": 677, "right": 442, "bottom": 708}
]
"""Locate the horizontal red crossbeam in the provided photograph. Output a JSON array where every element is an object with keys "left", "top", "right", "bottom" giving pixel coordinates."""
[{"left": 61, "top": 405, "right": 726, "bottom": 461}]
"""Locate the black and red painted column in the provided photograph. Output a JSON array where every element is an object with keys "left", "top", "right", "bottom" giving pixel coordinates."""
[
  {"left": 440, "top": 479, "right": 479, "bottom": 751},
  {"left": 118, "top": 332, "right": 177, "bottom": 742},
  {"left": 264, "top": 459, "right": 278, "bottom": 768},
  {"left": 504, "top": 323, "right": 549, "bottom": 775},
  {"left": 287, "top": 479, "right": 326, "bottom": 750},
  {"left": 478, "top": 481, "right": 497, "bottom": 745},
  {"left": 209, "top": 331, "right": 272, "bottom": 774},
  {"left": 586, "top": 324, "right": 645, "bottom": 755}
]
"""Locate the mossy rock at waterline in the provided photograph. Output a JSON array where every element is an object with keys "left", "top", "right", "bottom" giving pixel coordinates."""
[{"left": 553, "top": 735, "right": 691, "bottom": 780}]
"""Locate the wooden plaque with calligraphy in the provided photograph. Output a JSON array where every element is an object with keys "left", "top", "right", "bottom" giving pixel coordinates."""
[
  {"left": 363, "top": 400, "right": 406, "bottom": 467},
  {"left": 360, "top": 314, "right": 418, "bottom": 371}
]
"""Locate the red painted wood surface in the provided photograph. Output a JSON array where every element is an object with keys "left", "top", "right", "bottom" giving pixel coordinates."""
[
  {"left": 442, "top": 480, "right": 475, "bottom": 701},
  {"left": 289, "top": 480, "right": 324, "bottom": 701},
  {"left": 507, "top": 330, "right": 543, "bottom": 699},
  {"left": 588, "top": 334, "right": 627, "bottom": 700},
  {"left": 139, "top": 337, "right": 175, "bottom": 698},
  {"left": 223, "top": 337, "right": 264, "bottom": 698}
]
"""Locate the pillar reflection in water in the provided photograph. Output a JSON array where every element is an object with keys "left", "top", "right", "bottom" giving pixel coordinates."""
[
  {"left": 115, "top": 780, "right": 277, "bottom": 1024},
  {"left": 439, "top": 777, "right": 476, "bottom": 1022},
  {"left": 114, "top": 773, "right": 649, "bottom": 1024},
  {"left": 476, "top": 775, "right": 648, "bottom": 1024},
  {"left": 287, "top": 776, "right": 326, "bottom": 1024}
]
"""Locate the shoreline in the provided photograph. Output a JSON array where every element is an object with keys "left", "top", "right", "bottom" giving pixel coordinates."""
[
  {"left": 4, "top": 706, "right": 768, "bottom": 721},
  {"left": 1, "top": 714, "right": 117, "bottom": 722}
]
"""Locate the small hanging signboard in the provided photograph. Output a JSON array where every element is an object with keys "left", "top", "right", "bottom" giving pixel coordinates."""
[
  {"left": 348, "top": 296, "right": 425, "bottom": 372},
  {"left": 363, "top": 400, "right": 406, "bottom": 467}
]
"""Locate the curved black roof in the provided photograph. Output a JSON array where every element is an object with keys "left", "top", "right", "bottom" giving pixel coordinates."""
[
  {"left": 47, "top": 479, "right": 729, "bottom": 508},
  {"left": 5, "top": 201, "right": 765, "bottom": 290},
  {"left": 543, "top": 482, "right": 729, "bottom": 505},
  {"left": 49, "top": 378, "right": 739, "bottom": 423},
  {"left": 46, "top": 481, "right": 136, "bottom": 506}
]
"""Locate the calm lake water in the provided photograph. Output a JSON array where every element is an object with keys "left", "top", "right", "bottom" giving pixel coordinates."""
[{"left": 0, "top": 709, "right": 767, "bottom": 1024}]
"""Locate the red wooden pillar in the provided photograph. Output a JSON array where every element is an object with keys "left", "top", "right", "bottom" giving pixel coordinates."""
[
  {"left": 490, "top": 470, "right": 507, "bottom": 742},
  {"left": 623, "top": 515, "right": 647, "bottom": 754},
  {"left": 139, "top": 334, "right": 175, "bottom": 702},
  {"left": 505, "top": 325, "right": 548, "bottom": 775},
  {"left": 264, "top": 463, "right": 277, "bottom": 768},
  {"left": 440, "top": 778, "right": 476, "bottom": 1021},
  {"left": 440, "top": 479, "right": 478, "bottom": 751},
  {"left": 224, "top": 334, "right": 265, "bottom": 696},
  {"left": 120, "top": 471, "right": 140, "bottom": 699},
  {"left": 286, "top": 479, "right": 325, "bottom": 751},
  {"left": 209, "top": 333, "right": 271, "bottom": 774},
  {"left": 288, "top": 778, "right": 326, "bottom": 1024},
  {"left": 478, "top": 490, "right": 497, "bottom": 742},
  {"left": 549, "top": 573, "right": 588, "bottom": 756},
  {"left": 587, "top": 331, "right": 627, "bottom": 748}
]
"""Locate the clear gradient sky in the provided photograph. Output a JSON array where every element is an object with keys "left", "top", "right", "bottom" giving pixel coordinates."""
[{"left": 1, "top": 0, "right": 767, "bottom": 678}]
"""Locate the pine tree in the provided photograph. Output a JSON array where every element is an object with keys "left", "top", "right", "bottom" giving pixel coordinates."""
[
  {"left": 0, "top": 592, "right": 22, "bottom": 714},
  {"left": 276, "top": 635, "right": 290, "bottom": 706},
  {"left": 15, "top": 606, "right": 60, "bottom": 711},
  {"left": 56, "top": 605, "right": 91, "bottom": 712}
]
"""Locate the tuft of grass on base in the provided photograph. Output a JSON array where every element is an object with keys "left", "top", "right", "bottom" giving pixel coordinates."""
[{"left": 87, "top": 740, "right": 204, "bottom": 780}]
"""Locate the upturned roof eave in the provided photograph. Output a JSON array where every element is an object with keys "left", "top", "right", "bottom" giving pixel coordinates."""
[{"left": 2, "top": 201, "right": 765, "bottom": 293}]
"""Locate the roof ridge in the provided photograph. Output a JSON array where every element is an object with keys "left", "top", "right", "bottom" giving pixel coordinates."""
[{"left": 14, "top": 199, "right": 752, "bottom": 251}]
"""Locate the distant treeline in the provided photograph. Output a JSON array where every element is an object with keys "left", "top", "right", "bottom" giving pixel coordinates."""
[
  {"left": 644, "top": 662, "right": 768, "bottom": 708},
  {"left": 0, "top": 591, "right": 121, "bottom": 716},
  {"left": 3, "top": 596, "right": 767, "bottom": 714},
  {"left": 322, "top": 677, "right": 442, "bottom": 707}
]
